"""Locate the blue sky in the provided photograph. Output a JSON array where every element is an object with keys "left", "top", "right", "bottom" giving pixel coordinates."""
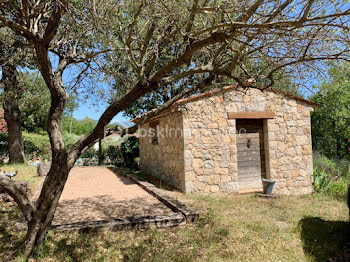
[
  {"left": 60, "top": 59, "right": 134, "bottom": 127},
  {"left": 72, "top": 99, "right": 133, "bottom": 127}
]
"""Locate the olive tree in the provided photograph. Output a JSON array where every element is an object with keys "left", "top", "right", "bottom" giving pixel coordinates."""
[{"left": 0, "top": 0, "right": 350, "bottom": 259}]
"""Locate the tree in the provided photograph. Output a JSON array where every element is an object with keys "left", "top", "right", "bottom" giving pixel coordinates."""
[
  {"left": 0, "top": 30, "right": 26, "bottom": 163},
  {"left": 0, "top": 0, "right": 350, "bottom": 259},
  {"left": 121, "top": 68, "right": 300, "bottom": 119},
  {"left": 0, "top": 109, "right": 7, "bottom": 134},
  {"left": 64, "top": 94, "right": 78, "bottom": 134},
  {"left": 61, "top": 117, "right": 96, "bottom": 135},
  {"left": 311, "top": 62, "right": 350, "bottom": 160},
  {"left": 18, "top": 72, "right": 51, "bottom": 133}
]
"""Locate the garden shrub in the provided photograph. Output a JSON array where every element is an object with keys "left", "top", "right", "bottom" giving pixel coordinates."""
[
  {"left": 313, "top": 169, "right": 330, "bottom": 193},
  {"left": 0, "top": 132, "right": 51, "bottom": 160},
  {"left": 106, "top": 145, "right": 121, "bottom": 164},
  {"left": 121, "top": 136, "right": 139, "bottom": 155},
  {"left": 81, "top": 146, "right": 96, "bottom": 159},
  {"left": 327, "top": 181, "right": 348, "bottom": 197},
  {"left": 76, "top": 141, "right": 123, "bottom": 166},
  {"left": 22, "top": 132, "right": 51, "bottom": 160},
  {"left": 313, "top": 153, "right": 350, "bottom": 197},
  {"left": 121, "top": 136, "right": 139, "bottom": 169},
  {"left": 62, "top": 133, "right": 81, "bottom": 148}
]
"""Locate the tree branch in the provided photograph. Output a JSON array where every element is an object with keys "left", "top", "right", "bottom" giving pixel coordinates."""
[
  {"left": 139, "top": 20, "right": 156, "bottom": 77},
  {"left": 161, "top": 64, "right": 214, "bottom": 84},
  {"left": 300, "top": 0, "right": 316, "bottom": 22},
  {"left": 125, "top": 2, "right": 143, "bottom": 73},
  {"left": 67, "top": 80, "right": 156, "bottom": 167},
  {"left": 107, "top": 75, "right": 216, "bottom": 136},
  {"left": 42, "top": 0, "right": 68, "bottom": 45},
  {"left": 148, "top": 0, "right": 266, "bottom": 83},
  {"left": 184, "top": 0, "right": 199, "bottom": 37},
  {"left": 192, "top": 5, "right": 350, "bottom": 36},
  {"left": 266, "top": 53, "right": 350, "bottom": 85},
  {"left": 225, "top": 0, "right": 294, "bottom": 73},
  {"left": 0, "top": 174, "right": 35, "bottom": 222},
  {"left": 0, "top": 13, "right": 35, "bottom": 39},
  {"left": 150, "top": 31, "right": 230, "bottom": 83}
]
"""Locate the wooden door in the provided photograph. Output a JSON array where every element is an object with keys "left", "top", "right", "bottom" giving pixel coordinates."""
[{"left": 236, "top": 120, "right": 266, "bottom": 192}]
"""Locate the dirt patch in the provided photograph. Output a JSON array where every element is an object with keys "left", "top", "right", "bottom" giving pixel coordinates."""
[{"left": 53, "top": 167, "right": 174, "bottom": 225}]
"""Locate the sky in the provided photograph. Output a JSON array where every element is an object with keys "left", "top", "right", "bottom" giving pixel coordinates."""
[
  {"left": 59, "top": 58, "right": 135, "bottom": 128},
  {"left": 72, "top": 99, "right": 133, "bottom": 127}
]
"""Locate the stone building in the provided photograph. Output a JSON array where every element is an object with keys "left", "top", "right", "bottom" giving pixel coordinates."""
[{"left": 133, "top": 86, "right": 319, "bottom": 195}]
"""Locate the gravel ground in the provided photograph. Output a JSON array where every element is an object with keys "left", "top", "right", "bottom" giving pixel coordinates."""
[{"left": 53, "top": 167, "right": 174, "bottom": 225}]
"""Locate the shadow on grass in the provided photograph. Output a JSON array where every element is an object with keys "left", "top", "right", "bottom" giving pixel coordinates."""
[
  {"left": 0, "top": 206, "right": 26, "bottom": 260},
  {"left": 38, "top": 230, "right": 104, "bottom": 262},
  {"left": 38, "top": 209, "right": 227, "bottom": 262},
  {"left": 299, "top": 216, "right": 349, "bottom": 262}
]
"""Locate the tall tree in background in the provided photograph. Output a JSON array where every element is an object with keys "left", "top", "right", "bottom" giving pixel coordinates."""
[
  {"left": 0, "top": 31, "right": 26, "bottom": 163},
  {"left": 19, "top": 72, "right": 51, "bottom": 133},
  {"left": 0, "top": 0, "right": 350, "bottom": 259},
  {"left": 64, "top": 94, "right": 78, "bottom": 134},
  {"left": 18, "top": 72, "right": 78, "bottom": 134},
  {"left": 311, "top": 62, "right": 350, "bottom": 160}
]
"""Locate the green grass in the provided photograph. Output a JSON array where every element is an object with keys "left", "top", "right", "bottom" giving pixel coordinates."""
[
  {"left": 0, "top": 161, "right": 349, "bottom": 261},
  {"left": 0, "top": 163, "right": 40, "bottom": 192},
  {"left": 0, "top": 193, "right": 348, "bottom": 262}
]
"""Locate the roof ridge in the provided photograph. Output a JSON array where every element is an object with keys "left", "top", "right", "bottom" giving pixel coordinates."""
[{"left": 131, "top": 86, "right": 320, "bottom": 122}]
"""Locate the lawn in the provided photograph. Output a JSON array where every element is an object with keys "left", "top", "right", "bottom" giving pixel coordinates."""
[
  {"left": 0, "top": 163, "right": 41, "bottom": 192},
  {"left": 0, "top": 165, "right": 348, "bottom": 262}
]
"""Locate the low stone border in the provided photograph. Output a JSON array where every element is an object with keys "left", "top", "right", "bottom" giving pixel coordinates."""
[
  {"left": 255, "top": 193, "right": 281, "bottom": 199},
  {"left": 50, "top": 213, "right": 186, "bottom": 232},
  {"left": 118, "top": 168, "right": 199, "bottom": 223}
]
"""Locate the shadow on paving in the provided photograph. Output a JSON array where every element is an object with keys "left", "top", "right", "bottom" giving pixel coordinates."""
[
  {"left": 54, "top": 195, "right": 174, "bottom": 225},
  {"left": 299, "top": 216, "right": 349, "bottom": 262},
  {"left": 108, "top": 167, "right": 179, "bottom": 192}
]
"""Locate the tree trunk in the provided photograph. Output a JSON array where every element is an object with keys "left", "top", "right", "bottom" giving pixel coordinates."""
[
  {"left": 23, "top": 157, "right": 71, "bottom": 257},
  {"left": 6, "top": 116, "right": 25, "bottom": 164},
  {"left": 98, "top": 139, "right": 103, "bottom": 165},
  {"left": 348, "top": 183, "right": 350, "bottom": 221},
  {"left": 1, "top": 62, "right": 25, "bottom": 163},
  {"left": 19, "top": 41, "right": 72, "bottom": 258}
]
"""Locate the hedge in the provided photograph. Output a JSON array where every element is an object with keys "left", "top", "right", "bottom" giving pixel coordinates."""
[
  {"left": 22, "top": 132, "right": 51, "bottom": 159},
  {"left": 0, "top": 132, "right": 51, "bottom": 160}
]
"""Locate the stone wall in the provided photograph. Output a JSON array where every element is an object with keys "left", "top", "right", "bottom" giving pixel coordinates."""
[
  {"left": 139, "top": 111, "right": 185, "bottom": 191},
  {"left": 181, "top": 88, "right": 314, "bottom": 194},
  {"left": 264, "top": 95, "right": 314, "bottom": 195},
  {"left": 181, "top": 95, "right": 238, "bottom": 193}
]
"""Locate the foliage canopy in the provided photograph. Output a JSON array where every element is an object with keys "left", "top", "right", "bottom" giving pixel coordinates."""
[{"left": 311, "top": 62, "right": 350, "bottom": 160}]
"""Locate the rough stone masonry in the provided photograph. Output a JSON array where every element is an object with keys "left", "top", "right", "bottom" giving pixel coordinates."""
[{"left": 138, "top": 87, "right": 316, "bottom": 195}]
